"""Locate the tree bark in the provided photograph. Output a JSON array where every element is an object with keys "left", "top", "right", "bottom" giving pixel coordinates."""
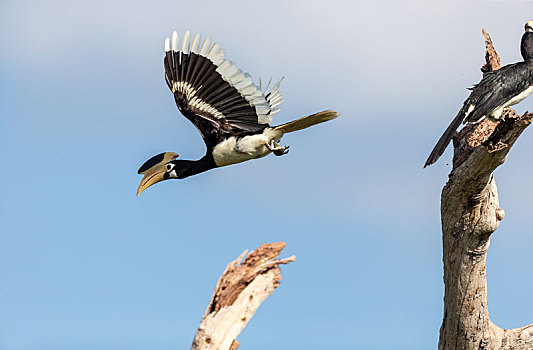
[
  {"left": 438, "top": 30, "right": 533, "bottom": 349},
  {"left": 191, "top": 242, "right": 295, "bottom": 350}
]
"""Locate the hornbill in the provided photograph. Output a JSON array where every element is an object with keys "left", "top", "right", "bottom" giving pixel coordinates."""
[
  {"left": 424, "top": 20, "right": 533, "bottom": 168},
  {"left": 137, "top": 31, "right": 339, "bottom": 196}
]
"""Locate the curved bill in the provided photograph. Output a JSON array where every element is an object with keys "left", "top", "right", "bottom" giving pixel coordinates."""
[{"left": 137, "top": 164, "right": 166, "bottom": 196}]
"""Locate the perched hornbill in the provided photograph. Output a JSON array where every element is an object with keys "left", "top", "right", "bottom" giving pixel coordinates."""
[
  {"left": 424, "top": 20, "right": 533, "bottom": 168},
  {"left": 137, "top": 31, "right": 339, "bottom": 196}
]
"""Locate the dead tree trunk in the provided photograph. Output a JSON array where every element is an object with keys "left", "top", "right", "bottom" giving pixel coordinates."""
[
  {"left": 439, "top": 30, "right": 533, "bottom": 349},
  {"left": 190, "top": 242, "right": 295, "bottom": 350}
]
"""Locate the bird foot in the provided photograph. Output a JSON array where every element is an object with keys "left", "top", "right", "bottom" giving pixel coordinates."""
[
  {"left": 273, "top": 146, "right": 289, "bottom": 156},
  {"left": 266, "top": 140, "right": 290, "bottom": 156}
]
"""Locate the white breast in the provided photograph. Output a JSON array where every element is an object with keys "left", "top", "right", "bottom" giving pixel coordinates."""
[
  {"left": 212, "top": 133, "right": 273, "bottom": 167},
  {"left": 489, "top": 85, "right": 533, "bottom": 120},
  {"left": 505, "top": 85, "right": 533, "bottom": 107}
]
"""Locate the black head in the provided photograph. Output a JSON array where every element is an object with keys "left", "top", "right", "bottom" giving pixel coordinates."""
[{"left": 521, "top": 20, "right": 533, "bottom": 61}]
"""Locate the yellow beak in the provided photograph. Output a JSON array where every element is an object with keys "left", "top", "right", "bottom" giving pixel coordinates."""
[
  {"left": 137, "top": 164, "right": 166, "bottom": 196},
  {"left": 136, "top": 152, "right": 178, "bottom": 196}
]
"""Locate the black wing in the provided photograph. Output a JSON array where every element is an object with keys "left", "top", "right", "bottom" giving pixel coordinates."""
[
  {"left": 465, "top": 62, "right": 532, "bottom": 123},
  {"left": 163, "top": 31, "right": 283, "bottom": 149},
  {"left": 424, "top": 62, "right": 533, "bottom": 167}
]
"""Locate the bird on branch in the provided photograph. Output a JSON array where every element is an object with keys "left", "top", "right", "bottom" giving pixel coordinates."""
[
  {"left": 137, "top": 31, "right": 339, "bottom": 196},
  {"left": 424, "top": 20, "right": 533, "bottom": 168}
]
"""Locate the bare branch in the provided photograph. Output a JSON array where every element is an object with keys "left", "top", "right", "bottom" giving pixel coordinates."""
[
  {"left": 481, "top": 28, "right": 501, "bottom": 73},
  {"left": 191, "top": 242, "right": 295, "bottom": 350}
]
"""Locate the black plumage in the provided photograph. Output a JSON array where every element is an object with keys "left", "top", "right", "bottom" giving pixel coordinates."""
[
  {"left": 164, "top": 47, "right": 270, "bottom": 150},
  {"left": 424, "top": 22, "right": 533, "bottom": 168}
]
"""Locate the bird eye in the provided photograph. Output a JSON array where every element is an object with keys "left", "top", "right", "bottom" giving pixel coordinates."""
[{"left": 166, "top": 163, "right": 174, "bottom": 172}]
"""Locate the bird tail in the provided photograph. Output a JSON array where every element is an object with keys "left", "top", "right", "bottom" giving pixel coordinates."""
[
  {"left": 424, "top": 108, "right": 466, "bottom": 168},
  {"left": 273, "top": 110, "right": 339, "bottom": 134}
]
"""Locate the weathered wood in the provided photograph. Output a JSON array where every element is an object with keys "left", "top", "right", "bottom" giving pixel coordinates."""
[
  {"left": 191, "top": 242, "right": 295, "bottom": 350},
  {"left": 438, "top": 30, "right": 533, "bottom": 350},
  {"left": 481, "top": 29, "right": 501, "bottom": 73}
]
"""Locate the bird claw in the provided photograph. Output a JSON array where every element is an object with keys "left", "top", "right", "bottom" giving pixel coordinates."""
[
  {"left": 273, "top": 145, "right": 290, "bottom": 156},
  {"left": 273, "top": 147, "right": 289, "bottom": 156},
  {"left": 266, "top": 140, "right": 290, "bottom": 156}
]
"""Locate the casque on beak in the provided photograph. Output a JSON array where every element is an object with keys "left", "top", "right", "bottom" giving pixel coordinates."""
[
  {"left": 526, "top": 20, "right": 533, "bottom": 32},
  {"left": 137, "top": 152, "right": 178, "bottom": 196}
]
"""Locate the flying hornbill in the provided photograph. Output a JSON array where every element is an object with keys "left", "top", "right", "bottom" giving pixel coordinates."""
[
  {"left": 137, "top": 31, "right": 339, "bottom": 195},
  {"left": 424, "top": 20, "right": 533, "bottom": 168}
]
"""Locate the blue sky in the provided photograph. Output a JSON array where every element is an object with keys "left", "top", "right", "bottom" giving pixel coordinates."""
[{"left": 1, "top": 1, "right": 533, "bottom": 349}]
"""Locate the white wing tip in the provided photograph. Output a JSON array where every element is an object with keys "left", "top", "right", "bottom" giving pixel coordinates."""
[
  {"left": 171, "top": 31, "right": 178, "bottom": 51},
  {"left": 164, "top": 38, "right": 170, "bottom": 52},
  {"left": 182, "top": 30, "right": 191, "bottom": 53},
  {"left": 191, "top": 33, "right": 202, "bottom": 53},
  {"left": 199, "top": 37, "right": 212, "bottom": 55}
]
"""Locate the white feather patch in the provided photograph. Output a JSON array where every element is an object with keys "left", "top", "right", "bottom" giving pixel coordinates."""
[
  {"left": 172, "top": 81, "right": 224, "bottom": 119},
  {"left": 182, "top": 31, "right": 191, "bottom": 54},
  {"left": 171, "top": 31, "right": 178, "bottom": 51},
  {"left": 199, "top": 37, "right": 212, "bottom": 56},
  {"left": 207, "top": 43, "right": 222, "bottom": 61},
  {"left": 191, "top": 33, "right": 201, "bottom": 53},
  {"left": 216, "top": 61, "right": 232, "bottom": 75},
  {"left": 224, "top": 65, "right": 239, "bottom": 79}
]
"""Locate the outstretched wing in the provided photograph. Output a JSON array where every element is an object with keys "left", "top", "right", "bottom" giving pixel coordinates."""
[
  {"left": 465, "top": 63, "right": 532, "bottom": 123},
  {"left": 163, "top": 31, "right": 283, "bottom": 149}
]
